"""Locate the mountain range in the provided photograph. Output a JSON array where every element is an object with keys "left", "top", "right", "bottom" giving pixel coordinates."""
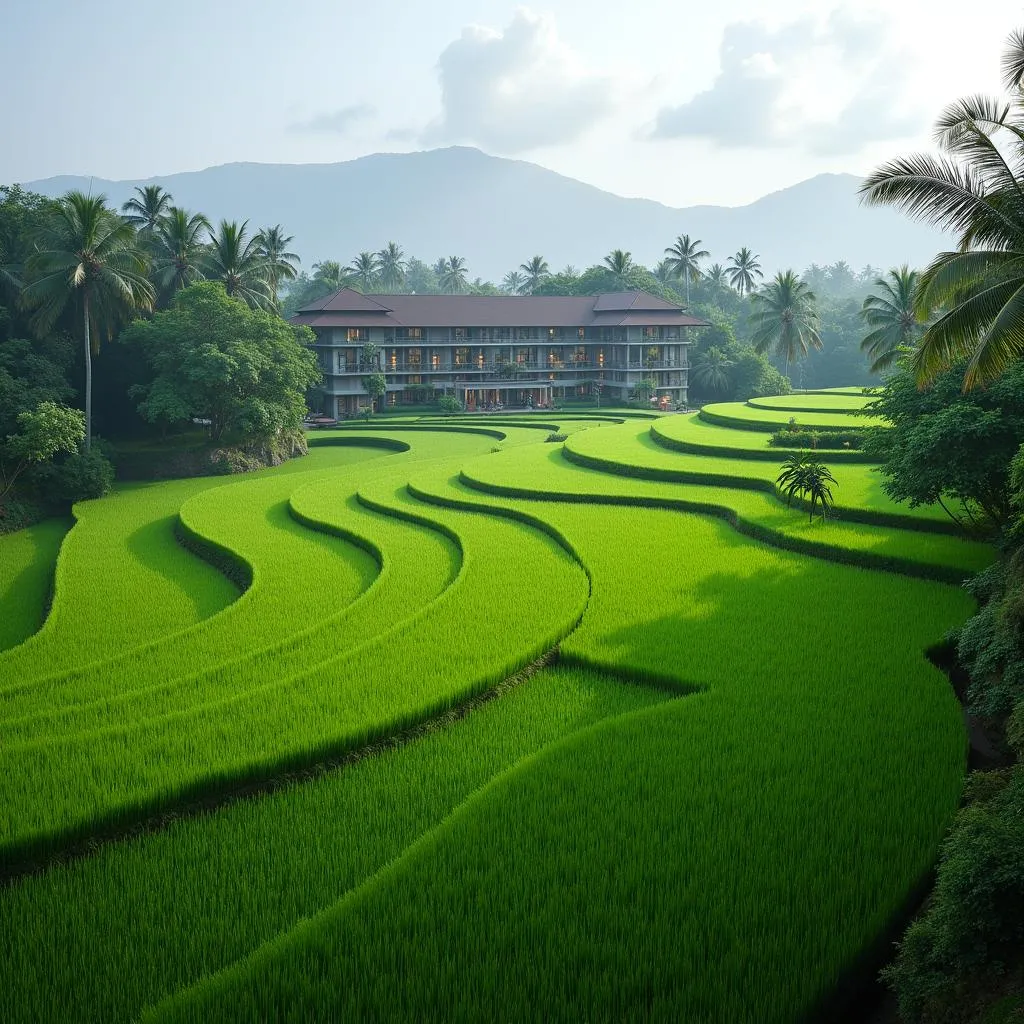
[{"left": 23, "top": 146, "right": 949, "bottom": 283}]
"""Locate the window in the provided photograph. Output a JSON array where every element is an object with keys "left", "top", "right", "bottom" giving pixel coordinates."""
[
  {"left": 454, "top": 327, "right": 469, "bottom": 341},
  {"left": 389, "top": 349, "right": 397, "bottom": 370},
  {"left": 407, "top": 374, "right": 422, "bottom": 385},
  {"left": 572, "top": 345, "right": 586, "bottom": 364},
  {"left": 431, "top": 352, "right": 440, "bottom": 369},
  {"left": 407, "top": 348, "right": 422, "bottom": 368},
  {"left": 397, "top": 327, "right": 422, "bottom": 340},
  {"left": 518, "top": 327, "right": 536, "bottom": 341},
  {"left": 454, "top": 346, "right": 470, "bottom": 367},
  {"left": 577, "top": 327, "right": 585, "bottom": 339},
  {"left": 643, "top": 327, "right": 662, "bottom": 340},
  {"left": 346, "top": 328, "right": 367, "bottom": 342}
]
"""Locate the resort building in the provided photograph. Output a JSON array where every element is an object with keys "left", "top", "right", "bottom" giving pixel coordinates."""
[{"left": 292, "top": 288, "right": 707, "bottom": 416}]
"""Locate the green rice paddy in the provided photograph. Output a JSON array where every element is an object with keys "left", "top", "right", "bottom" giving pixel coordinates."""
[{"left": 0, "top": 396, "right": 990, "bottom": 1022}]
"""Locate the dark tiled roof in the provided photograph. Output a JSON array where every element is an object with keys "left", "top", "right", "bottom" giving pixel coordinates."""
[{"left": 293, "top": 289, "right": 707, "bottom": 329}]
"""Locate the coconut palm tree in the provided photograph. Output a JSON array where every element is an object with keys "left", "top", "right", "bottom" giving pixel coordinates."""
[
  {"left": 312, "top": 260, "right": 347, "bottom": 291},
  {"left": 664, "top": 234, "right": 709, "bottom": 305},
  {"left": 121, "top": 185, "right": 173, "bottom": 236},
  {"left": 439, "top": 256, "right": 469, "bottom": 294},
  {"left": 726, "top": 247, "right": 763, "bottom": 296},
  {"left": 376, "top": 242, "right": 407, "bottom": 291},
  {"left": 653, "top": 259, "right": 675, "bottom": 287},
  {"left": 151, "top": 207, "right": 211, "bottom": 300},
  {"left": 23, "top": 192, "right": 154, "bottom": 449},
  {"left": 749, "top": 270, "right": 822, "bottom": 377},
  {"left": 519, "top": 255, "right": 550, "bottom": 293},
  {"left": 255, "top": 225, "right": 300, "bottom": 307},
  {"left": 860, "top": 28, "right": 1024, "bottom": 388},
  {"left": 502, "top": 270, "right": 527, "bottom": 295},
  {"left": 859, "top": 266, "right": 926, "bottom": 373},
  {"left": 205, "top": 220, "right": 273, "bottom": 310},
  {"left": 705, "top": 263, "right": 728, "bottom": 291},
  {"left": 690, "top": 346, "right": 734, "bottom": 393},
  {"left": 603, "top": 249, "right": 634, "bottom": 289},
  {"left": 348, "top": 251, "right": 379, "bottom": 292}
]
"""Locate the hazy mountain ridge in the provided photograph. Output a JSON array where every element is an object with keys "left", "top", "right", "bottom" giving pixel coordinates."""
[{"left": 22, "top": 146, "right": 949, "bottom": 281}]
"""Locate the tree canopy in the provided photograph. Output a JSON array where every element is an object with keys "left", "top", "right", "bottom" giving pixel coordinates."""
[{"left": 122, "top": 282, "right": 320, "bottom": 441}]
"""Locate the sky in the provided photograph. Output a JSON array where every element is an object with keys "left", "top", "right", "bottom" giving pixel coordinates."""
[{"left": 2, "top": 0, "right": 1022, "bottom": 208}]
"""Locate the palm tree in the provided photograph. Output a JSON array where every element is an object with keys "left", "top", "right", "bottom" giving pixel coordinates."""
[
  {"left": 859, "top": 266, "right": 926, "bottom": 373},
  {"left": 705, "top": 263, "right": 728, "bottom": 291},
  {"left": 312, "top": 260, "right": 347, "bottom": 291},
  {"left": 776, "top": 454, "right": 837, "bottom": 522},
  {"left": 502, "top": 270, "right": 527, "bottom": 295},
  {"left": 376, "top": 242, "right": 406, "bottom": 291},
  {"left": 205, "top": 220, "right": 273, "bottom": 310},
  {"left": 603, "top": 249, "right": 634, "bottom": 289},
  {"left": 860, "top": 28, "right": 1024, "bottom": 388},
  {"left": 653, "top": 259, "right": 675, "bottom": 287},
  {"left": 439, "top": 256, "right": 469, "bottom": 294},
  {"left": 726, "top": 247, "right": 763, "bottom": 297},
  {"left": 151, "top": 207, "right": 211, "bottom": 300},
  {"left": 23, "top": 192, "right": 154, "bottom": 449},
  {"left": 519, "top": 255, "right": 550, "bottom": 293},
  {"left": 255, "top": 225, "right": 300, "bottom": 307},
  {"left": 690, "top": 346, "right": 734, "bottom": 393},
  {"left": 348, "top": 251, "right": 379, "bottom": 292},
  {"left": 121, "top": 185, "right": 173, "bottom": 236},
  {"left": 749, "top": 270, "right": 822, "bottom": 378},
  {"left": 664, "top": 234, "right": 709, "bottom": 305}
]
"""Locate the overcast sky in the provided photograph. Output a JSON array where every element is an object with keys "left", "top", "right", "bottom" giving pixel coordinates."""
[{"left": 3, "top": 0, "right": 1021, "bottom": 207}]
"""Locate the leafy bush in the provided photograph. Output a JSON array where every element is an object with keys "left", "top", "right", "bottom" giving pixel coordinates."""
[
  {"left": 545, "top": 432, "right": 568, "bottom": 443},
  {"left": 40, "top": 447, "right": 115, "bottom": 503},
  {"left": 769, "top": 430, "right": 864, "bottom": 450},
  {"left": 437, "top": 395, "right": 463, "bottom": 416}
]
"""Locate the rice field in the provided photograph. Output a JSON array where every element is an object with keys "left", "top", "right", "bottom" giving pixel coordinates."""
[{"left": 0, "top": 396, "right": 989, "bottom": 1022}]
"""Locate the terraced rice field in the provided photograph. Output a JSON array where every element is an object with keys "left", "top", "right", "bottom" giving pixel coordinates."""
[{"left": 0, "top": 396, "right": 988, "bottom": 1022}]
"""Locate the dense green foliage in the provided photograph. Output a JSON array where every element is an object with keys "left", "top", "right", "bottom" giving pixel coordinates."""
[{"left": 121, "top": 282, "right": 320, "bottom": 441}]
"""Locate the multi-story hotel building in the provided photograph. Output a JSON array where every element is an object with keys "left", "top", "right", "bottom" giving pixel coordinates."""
[{"left": 292, "top": 287, "right": 707, "bottom": 416}]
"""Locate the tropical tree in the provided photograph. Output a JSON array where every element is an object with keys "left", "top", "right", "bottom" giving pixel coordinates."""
[
  {"left": 603, "top": 249, "right": 634, "bottom": 289},
  {"left": 151, "top": 207, "right": 211, "bottom": 300},
  {"left": 776, "top": 453, "right": 838, "bottom": 522},
  {"left": 0, "top": 402, "right": 84, "bottom": 503},
  {"left": 653, "top": 259, "right": 675, "bottom": 287},
  {"left": 255, "top": 225, "right": 300, "bottom": 307},
  {"left": 348, "top": 251, "right": 379, "bottom": 292},
  {"left": 664, "top": 234, "right": 709, "bottom": 304},
  {"left": 376, "top": 242, "right": 407, "bottom": 291},
  {"left": 23, "top": 191, "right": 155, "bottom": 449},
  {"left": 749, "top": 270, "right": 823, "bottom": 377},
  {"left": 633, "top": 377, "right": 657, "bottom": 405},
  {"left": 726, "top": 247, "right": 763, "bottom": 296},
  {"left": 519, "top": 255, "right": 550, "bottom": 293},
  {"left": 705, "top": 263, "right": 728, "bottom": 291},
  {"left": 312, "top": 260, "right": 347, "bottom": 291},
  {"left": 860, "top": 28, "right": 1024, "bottom": 388},
  {"left": 502, "top": 270, "right": 527, "bottom": 295},
  {"left": 121, "top": 185, "right": 173, "bottom": 235},
  {"left": 439, "top": 256, "right": 469, "bottom": 294},
  {"left": 205, "top": 220, "right": 273, "bottom": 310},
  {"left": 859, "top": 266, "right": 926, "bottom": 373},
  {"left": 362, "top": 372, "right": 387, "bottom": 414},
  {"left": 691, "top": 346, "right": 734, "bottom": 393}
]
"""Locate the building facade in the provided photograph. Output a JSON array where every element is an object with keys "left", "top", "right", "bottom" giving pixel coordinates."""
[{"left": 292, "top": 288, "right": 707, "bottom": 416}]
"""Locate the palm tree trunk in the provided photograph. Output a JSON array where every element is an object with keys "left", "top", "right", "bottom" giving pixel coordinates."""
[
  {"left": 685, "top": 269, "right": 690, "bottom": 306},
  {"left": 83, "top": 292, "right": 92, "bottom": 452}
]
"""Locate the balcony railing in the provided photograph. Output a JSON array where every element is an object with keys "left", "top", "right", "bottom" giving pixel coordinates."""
[{"left": 328, "top": 359, "right": 686, "bottom": 376}]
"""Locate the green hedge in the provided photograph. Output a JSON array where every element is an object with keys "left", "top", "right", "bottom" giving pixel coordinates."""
[{"left": 769, "top": 430, "right": 865, "bottom": 451}]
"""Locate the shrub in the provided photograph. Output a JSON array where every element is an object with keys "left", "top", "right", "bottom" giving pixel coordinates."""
[
  {"left": 769, "top": 430, "right": 865, "bottom": 450},
  {"left": 40, "top": 448, "right": 115, "bottom": 503},
  {"left": 438, "top": 395, "right": 463, "bottom": 416},
  {"left": 546, "top": 433, "right": 568, "bottom": 443}
]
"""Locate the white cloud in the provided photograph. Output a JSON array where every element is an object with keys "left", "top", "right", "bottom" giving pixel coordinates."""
[
  {"left": 651, "top": 11, "right": 926, "bottom": 155},
  {"left": 421, "top": 8, "right": 615, "bottom": 153},
  {"left": 289, "top": 103, "right": 375, "bottom": 134}
]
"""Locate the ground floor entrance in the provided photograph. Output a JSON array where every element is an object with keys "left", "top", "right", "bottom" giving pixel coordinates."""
[{"left": 462, "top": 384, "right": 553, "bottom": 411}]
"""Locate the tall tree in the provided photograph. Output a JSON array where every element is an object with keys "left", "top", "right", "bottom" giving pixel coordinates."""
[
  {"left": 121, "top": 185, "right": 173, "bottom": 235},
  {"left": 151, "top": 207, "right": 211, "bottom": 300},
  {"left": 749, "top": 270, "right": 822, "bottom": 377},
  {"left": 705, "top": 263, "right": 728, "bottom": 291},
  {"left": 255, "top": 225, "right": 300, "bottom": 307},
  {"left": 312, "top": 260, "right": 347, "bottom": 290},
  {"left": 502, "top": 270, "right": 527, "bottom": 295},
  {"left": 348, "top": 251, "right": 379, "bottom": 292},
  {"left": 438, "top": 256, "right": 469, "bottom": 294},
  {"left": 376, "top": 242, "right": 406, "bottom": 291},
  {"left": 726, "top": 247, "right": 763, "bottom": 296},
  {"left": 519, "top": 255, "right": 550, "bottom": 293},
  {"left": 859, "top": 265, "right": 925, "bottom": 373},
  {"left": 664, "top": 234, "right": 709, "bottom": 305},
  {"left": 861, "top": 28, "right": 1024, "bottom": 388},
  {"left": 23, "top": 192, "right": 154, "bottom": 449},
  {"left": 690, "top": 346, "right": 734, "bottom": 393},
  {"left": 653, "top": 259, "right": 675, "bottom": 287},
  {"left": 205, "top": 220, "right": 273, "bottom": 310},
  {"left": 602, "top": 249, "right": 634, "bottom": 289}
]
